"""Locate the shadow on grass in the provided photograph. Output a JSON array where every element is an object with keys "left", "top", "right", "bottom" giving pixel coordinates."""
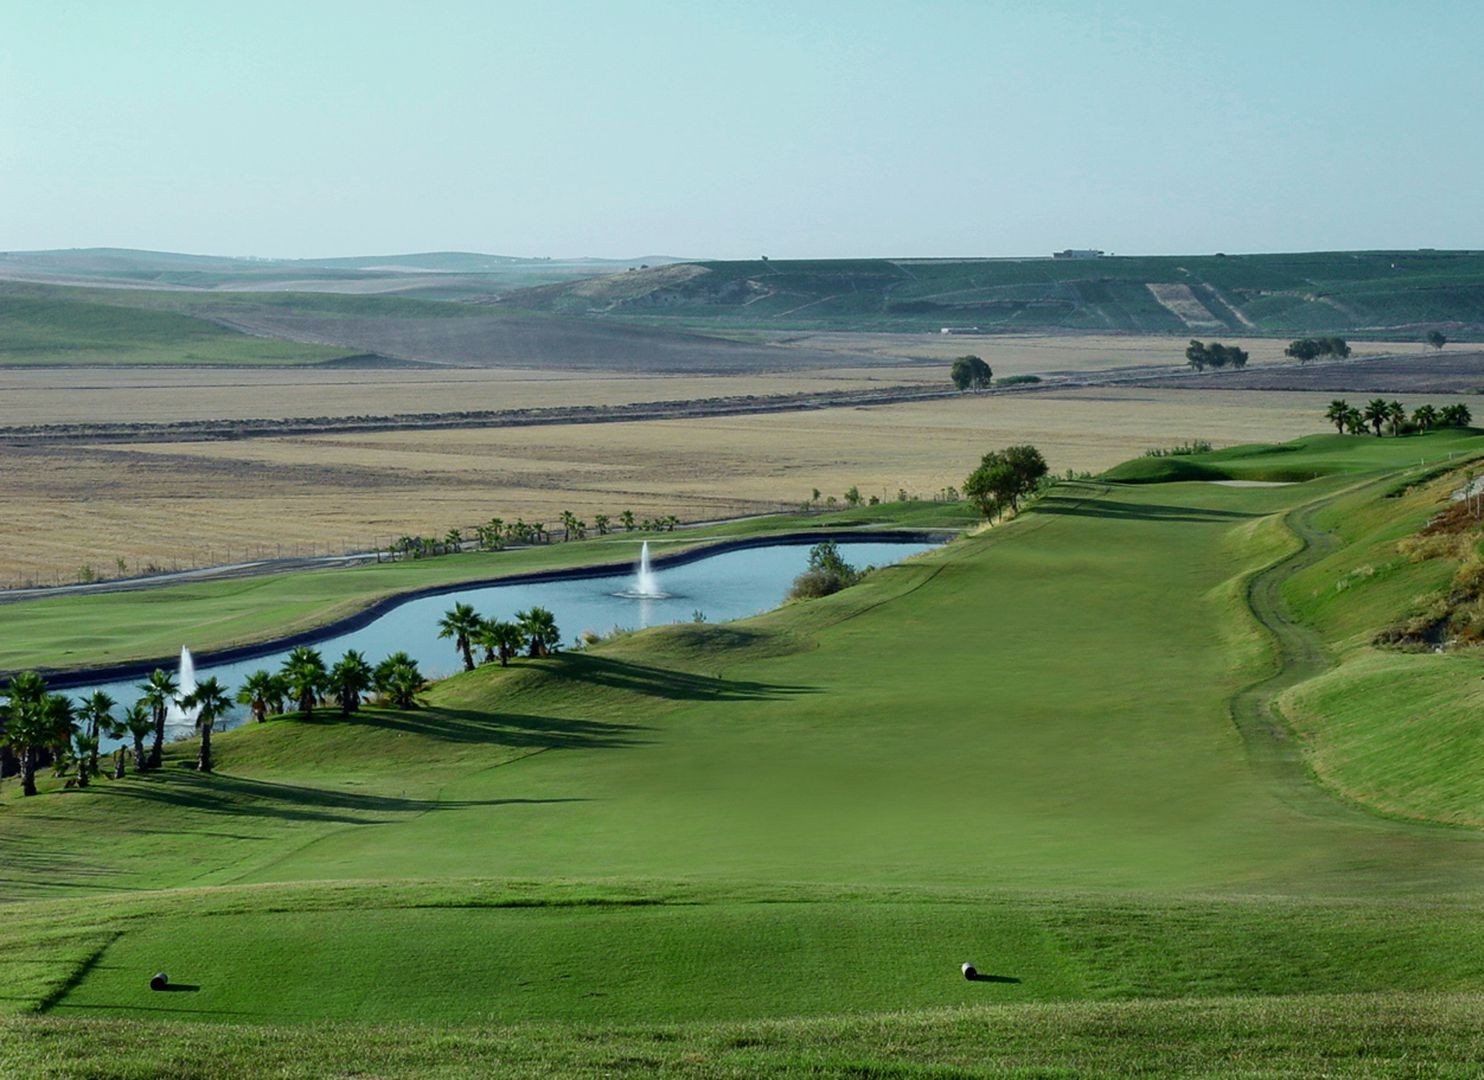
[
  {"left": 1036, "top": 495, "right": 1258, "bottom": 524},
  {"left": 540, "top": 654, "right": 818, "bottom": 702},
  {"left": 91, "top": 772, "right": 587, "bottom": 824},
  {"left": 968, "top": 973, "right": 1021, "bottom": 984}
]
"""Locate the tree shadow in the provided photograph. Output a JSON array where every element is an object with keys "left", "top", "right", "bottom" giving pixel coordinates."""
[
  {"left": 541, "top": 654, "right": 818, "bottom": 702},
  {"left": 89, "top": 771, "right": 586, "bottom": 824},
  {"left": 967, "top": 973, "right": 1021, "bottom": 984},
  {"left": 1036, "top": 495, "right": 1257, "bottom": 524}
]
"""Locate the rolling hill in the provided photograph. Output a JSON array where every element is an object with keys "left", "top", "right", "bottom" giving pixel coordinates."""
[{"left": 498, "top": 250, "right": 1484, "bottom": 336}]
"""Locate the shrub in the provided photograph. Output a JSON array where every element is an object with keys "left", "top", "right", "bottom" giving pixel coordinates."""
[
  {"left": 787, "top": 542, "right": 863, "bottom": 600},
  {"left": 997, "top": 374, "right": 1042, "bottom": 386}
]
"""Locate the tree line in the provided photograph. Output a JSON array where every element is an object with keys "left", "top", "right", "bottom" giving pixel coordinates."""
[
  {"left": 1323, "top": 399, "right": 1472, "bottom": 436},
  {"left": 389, "top": 511, "right": 679, "bottom": 561},
  {"left": 1285, "top": 337, "right": 1351, "bottom": 363},
  {"left": 0, "top": 603, "right": 564, "bottom": 795}
]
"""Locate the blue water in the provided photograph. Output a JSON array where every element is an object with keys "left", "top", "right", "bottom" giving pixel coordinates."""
[{"left": 71, "top": 538, "right": 937, "bottom": 741}]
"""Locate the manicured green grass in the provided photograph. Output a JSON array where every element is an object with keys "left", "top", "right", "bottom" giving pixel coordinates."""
[
  {"left": 0, "top": 501, "right": 972, "bottom": 674},
  {"left": 10, "top": 433, "right": 1484, "bottom": 1072}
]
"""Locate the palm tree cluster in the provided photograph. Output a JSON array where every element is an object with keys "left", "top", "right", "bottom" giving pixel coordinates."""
[
  {"left": 0, "top": 668, "right": 232, "bottom": 793},
  {"left": 237, "top": 646, "right": 428, "bottom": 722},
  {"left": 388, "top": 510, "right": 680, "bottom": 561},
  {"left": 1324, "top": 399, "right": 1472, "bottom": 436},
  {"left": 438, "top": 602, "right": 561, "bottom": 673}
]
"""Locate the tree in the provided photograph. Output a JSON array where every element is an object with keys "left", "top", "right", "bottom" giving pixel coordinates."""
[
  {"left": 594, "top": 513, "right": 611, "bottom": 536},
  {"left": 963, "top": 444, "right": 1049, "bottom": 520},
  {"left": 1325, "top": 399, "right": 1351, "bottom": 434},
  {"left": 1362, "top": 398, "right": 1390, "bottom": 436},
  {"left": 444, "top": 528, "right": 463, "bottom": 552},
  {"left": 374, "top": 653, "right": 426, "bottom": 709},
  {"left": 949, "top": 355, "right": 992, "bottom": 392},
  {"left": 844, "top": 485, "right": 862, "bottom": 507},
  {"left": 137, "top": 668, "right": 178, "bottom": 771},
  {"left": 1, "top": 672, "right": 49, "bottom": 796},
  {"left": 79, "top": 690, "right": 115, "bottom": 783},
  {"left": 1325, "top": 338, "right": 1351, "bottom": 360},
  {"left": 1385, "top": 400, "right": 1407, "bottom": 436},
  {"left": 478, "top": 619, "right": 524, "bottom": 667},
  {"left": 1185, "top": 340, "right": 1209, "bottom": 371},
  {"left": 619, "top": 510, "right": 636, "bottom": 532},
  {"left": 1343, "top": 407, "right": 1366, "bottom": 435},
  {"left": 789, "top": 541, "right": 864, "bottom": 599},
  {"left": 123, "top": 701, "right": 153, "bottom": 772},
  {"left": 517, "top": 607, "right": 561, "bottom": 658},
  {"left": 236, "top": 670, "right": 278, "bottom": 723},
  {"left": 1427, "top": 330, "right": 1447, "bottom": 350},
  {"left": 559, "top": 511, "right": 578, "bottom": 542},
  {"left": 281, "top": 646, "right": 327, "bottom": 719},
  {"left": 1413, "top": 404, "right": 1438, "bottom": 431},
  {"left": 1285, "top": 338, "right": 1323, "bottom": 364},
  {"left": 1440, "top": 403, "right": 1473, "bottom": 428},
  {"left": 181, "top": 676, "right": 231, "bottom": 774},
  {"left": 437, "top": 602, "right": 482, "bottom": 672},
  {"left": 328, "top": 651, "right": 374, "bottom": 717}
]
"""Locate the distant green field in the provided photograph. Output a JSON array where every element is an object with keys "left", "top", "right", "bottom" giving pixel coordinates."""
[
  {"left": 7, "top": 433, "right": 1484, "bottom": 1073},
  {"left": 0, "top": 295, "right": 351, "bottom": 366},
  {"left": 501, "top": 249, "right": 1484, "bottom": 335}
]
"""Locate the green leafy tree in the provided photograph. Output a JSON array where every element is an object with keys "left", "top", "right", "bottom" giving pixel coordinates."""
[
  {"left": 619, "top": 510, "right": 636, "bottom": 532},
  {"left": 181, "top": 676, "right": 231, "bottom": 774},
  {"left": 594, "top": 513, "right": 611, "bottom": 536},
  {"left": 949, "top": 355, "right": 992, "bottom": 391},
  {"left": 437, "top": 601, "right": 482, "bottom": 672},
  {"left": 137, "top": 668, "right": 178, "bottom": 771},
  {"left": 328, "top": 651, "right": 374, "bottom": 717},
  {"left": 478, "top": 619, "right": 525, "bottom": 667},
  {"left": 281, "top": 646, "right": 327, "bottom": 719},
  {"left": 1285, "top": 338, "right": 1322, "bottom": 364},
  {"left": 1185, "top": 340, "right": 1209, "bottom": 371},
  {"left": 1324, "top": 399, "right": 1351, "bottom": 433},
  {"left": 1362, "top": 398, "right": 1390, "bottom": 436},
  {"left": 517, "top": 607, "right": 561, "bottom": 658},
  {"left": 1413, "top": 404, "right": 1438, "bottom": 431},
  {"left": 844, "top": 485, "right": 862, "bottom": 507},
  {"left": 1427, "top": 330, "right": 1447, "bottom": 350},
  {"left": 1385, "top": 400, "right": 1407, "bottom": 435},
  {"left": 963, "top": 444, "right": 1050, "bottom": 519},
  {"left": 1343, "top": 406, "right": 1366, "bottom": 435}
]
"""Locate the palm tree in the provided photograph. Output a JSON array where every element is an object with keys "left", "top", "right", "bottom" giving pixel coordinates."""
[
  {"left": 137, "top": 668, "right": 178, "bottom": 771},
  {"left": 71, "top": 729, "right": 98, "bottom": 789},
  {"left": 236, "top": 670, "right": 277, "bottom": 723},
  {"left": 620, "top": 510, "right": 636, "bottom": 532},
  {"left": 445, "top": 528, "right": 463, "bottom": 552},
  {"left": 1324, "top": 399, "right": 1351, "bottom": 434},
  {"left": 594, "top": 513, "right": 610, "bottom": 536},
  {"left": 80, "top": 690, "right": 115, "bottom": 782},
  {"left": 1343, "top": 407, "right": 1366, "bottom": 435},
  {"left": 559, "top": 511, "right": 577, "bottom": 542},
  {"left": 1385, "top": 400, "right": 1407, "bottom": 436},
  {"left": 181, "top": 676, "right": 231, "bottom": 774},
  {"left": 517, "top": 607, "right": 561, "bottom": 658},
  {"left": 1, "top": 672, "right": 48, "bottom": 796},
  {"left": 1413, "top": 404, "right": 1439, "bottom": 431},
  {"left": 374, "top": 653, "right": 426, "bottom": 709},
  {"left": 1362, "top": 398, "right": 1390, "bottom": 436},
  {"left": 281, "top": 646, "right": 327, "bottom": 719},
  {"left": 437, "top": 602, "right": 481, "bottom": 672},
  {"left": 328, "top": 651, "right": 374, "bottom": 717},
  {"left": 475, "top": 618, "right": 524, "bottom": 666},
  {"left": 123, "top": 701, "right": 153, "bottom": 773},
  {"left": 1441, "top": 403, "right": 1474, "bottom": 428}
]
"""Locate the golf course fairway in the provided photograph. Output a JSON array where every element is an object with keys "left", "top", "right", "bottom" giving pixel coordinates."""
[{"left": 6, "top": 431, "right": 1484, "bottom": 1077}]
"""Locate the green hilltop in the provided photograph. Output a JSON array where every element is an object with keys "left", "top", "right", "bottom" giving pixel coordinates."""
[
  {"left": 6, "top": 431, "right": 1484, "bottom": 1073},
  {"left": 499, "top": 249, "right": 1484, "bottom": 335}
]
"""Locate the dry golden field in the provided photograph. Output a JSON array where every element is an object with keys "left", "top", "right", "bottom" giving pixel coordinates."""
[
  {"left": 1, "top": 384, "right": 1470, "bottom": 587},
  {"left": 0, "top": 364, "right": 939, "bottom": 427}
]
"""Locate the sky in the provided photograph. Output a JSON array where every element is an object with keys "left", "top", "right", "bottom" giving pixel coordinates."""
[{"left": 2, "top": 0, "right": 1481, "bottom": 260}]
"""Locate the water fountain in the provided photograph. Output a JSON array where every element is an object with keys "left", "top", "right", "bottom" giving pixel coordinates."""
[
  {"left": 616, "top": 541, "right": 669, "bottom": 599},
  {"left": 163, "top": 645, "right": 200, "bottom": 731}
]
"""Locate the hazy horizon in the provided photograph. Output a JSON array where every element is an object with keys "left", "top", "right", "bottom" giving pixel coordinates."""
[{"left": 5, "top": 0, "right": 1482, "bottom": 259}]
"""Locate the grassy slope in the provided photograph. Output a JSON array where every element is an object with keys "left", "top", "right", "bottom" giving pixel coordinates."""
[
  {"left": 8, "top": 434, "right": 1484, "bottom": 1072},
  {"left": 0, "top": 502, "right": 973, "bottom": 674},
  {"left": 0, "top": 295, "right": 347, "bottom": 366}
]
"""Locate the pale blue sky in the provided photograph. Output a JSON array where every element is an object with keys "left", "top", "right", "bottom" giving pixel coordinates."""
[{"left": 2, "top": 0, "right": 1480, "bottom": 259}]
